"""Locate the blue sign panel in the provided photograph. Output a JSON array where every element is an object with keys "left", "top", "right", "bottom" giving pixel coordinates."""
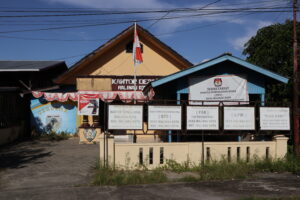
[{"left": 31, "top": 98, "right": 77, "bottom": 134}]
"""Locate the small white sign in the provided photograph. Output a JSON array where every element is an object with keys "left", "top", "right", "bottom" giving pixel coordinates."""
[
  {"left": 148, "top": 106, "right": 181, "bottom": 130},
  {"left": 224, "top": 107, "right": 255, "bottom": 130},
  {"left": 186, "top": 106, "right": 219, "bottom": 130},
  {"left": 260, "top": 107, "right": 290, "bottom": 130},
  {"left": 108, "top": 105, "right": 143, "bottom": 130}
]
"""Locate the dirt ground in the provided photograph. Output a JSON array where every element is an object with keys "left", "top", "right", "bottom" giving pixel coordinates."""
[{"left": 0, "top": 138, "right": 300, "bottom": 200}]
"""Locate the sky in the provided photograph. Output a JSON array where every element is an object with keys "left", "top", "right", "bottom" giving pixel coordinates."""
[{"left": 0, "top": 0, "right": 296, "bottom": 67}]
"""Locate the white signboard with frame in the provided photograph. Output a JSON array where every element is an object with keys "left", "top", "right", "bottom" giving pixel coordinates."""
[
  {"left": 148, "top": 106, "right": 181, "bottom": 130},
  {"left": 189, "top": 75, "right": 249, "bottom": 105},
  {"left": 108, "top": 105, "right": 143, "bottom": 130},
  {"left": 260, "top": 107, "right": 290, "bottom": 130},
  {"left": 224, "top": 107, "right": 255, "bottom": 130},
  {"left": 186, "top": 106, "right": 219, "bottom": 130}
]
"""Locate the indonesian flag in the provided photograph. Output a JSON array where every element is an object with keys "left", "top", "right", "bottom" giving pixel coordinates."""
[{"left": 133, "top": 23, "right": 143, "bottom": 66}]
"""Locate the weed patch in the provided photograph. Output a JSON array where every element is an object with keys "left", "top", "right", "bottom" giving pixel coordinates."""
[
  {"left": 37, "top": 131, "right": 71, "bottom": 141},
  {"left": 93, "top": 154, "right": 300, "bottom": 186},
  {"left": 93, "top": 162, "right": 167, "bottom": 186}
]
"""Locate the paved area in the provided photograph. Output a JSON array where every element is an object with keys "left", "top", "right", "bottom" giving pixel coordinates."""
[
  {"left": 1, "top": 138, "right": 300, "bottom": 200},
  {"left": 0, "top": 138, "right": 99, "bottom": 190}
]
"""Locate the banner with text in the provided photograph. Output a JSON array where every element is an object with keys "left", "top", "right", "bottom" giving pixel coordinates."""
[
  {"left": 260, "top": 107, "right": 290, "bottom": 130},
  {"left": 189, "top": 75, "right": 249, "bottom": 105},
  {"left": 78, "top": 94, "right": 99, "bottom": 116},
  {"left": 224, "top": 107, "right": 255, "bottom": 130},
  {"left": 108, "top": 105, "right": 143, "bottom": 130},
  {"left": 148, "top": 106, "right": 181, "bottom": 130},
  {"left": 186, "top": 106, "right": 219, "bottom": 130}
]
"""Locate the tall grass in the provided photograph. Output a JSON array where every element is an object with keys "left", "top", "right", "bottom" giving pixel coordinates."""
[
  {"left": 93, "top": 154, "right": 300, "bottom": 186},
  {"left": 93, "top": 161, "right": 167, "bottom": 186}
]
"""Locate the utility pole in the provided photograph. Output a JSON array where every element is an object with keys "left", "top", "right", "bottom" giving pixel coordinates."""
[{"left": 293, "top": 0, "right": 299, "bottom": 157}]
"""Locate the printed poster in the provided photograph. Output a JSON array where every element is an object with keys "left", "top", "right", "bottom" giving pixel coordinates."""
[
  {"left": 260, "top": 107, "right": 290, "bottom": 130},
  {"left": 78, "top": 94, "right": 99, "bottom": 116},
  {"left": 108, "top": 105, "right": 143, "bottom": 130},
  {"left": 148, "top": 106, "right": 181, "bottom": 130},
  {"left": 186, "top": 106, "right": 219, "bottom": 130},
  {"left": 224, "top": 107, "right": 255, "bottom": 130}
]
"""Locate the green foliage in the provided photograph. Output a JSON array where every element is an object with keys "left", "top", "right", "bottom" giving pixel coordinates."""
[
  {"left": 160, "top": 159, "right": 194, "bottom": 173},
  {"left": 243, "top": 20, "right": 300, "bottom": 105},
  {"left": 93, "top": 161, "right": 167, "bottom": 186},
  {"left": 38, "top": 131, "right": 71, "bottom": 141},
  {"left": 93, "top": 154, "right": 300, "bottom": 186}
]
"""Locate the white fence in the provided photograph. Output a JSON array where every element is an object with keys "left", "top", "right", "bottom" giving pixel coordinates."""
[{"left": 99, "top": 134, "right": 288, "bottom": 169}]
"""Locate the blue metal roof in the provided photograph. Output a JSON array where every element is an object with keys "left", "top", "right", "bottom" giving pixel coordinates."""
[{"left": 151, "top": 54, "right": 289, "bottom": 88}]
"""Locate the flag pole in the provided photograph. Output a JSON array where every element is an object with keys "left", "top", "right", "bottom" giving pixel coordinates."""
[{"left": 134, "top": 22, "right": 137, "bottom": 105}]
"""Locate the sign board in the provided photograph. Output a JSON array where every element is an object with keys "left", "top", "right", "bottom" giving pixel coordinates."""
[
  {"left": 148, "top": 106, "right": 181, "bottom": 130},
  {"left": 186, "top": 106, "right": 219, "bottom": 130},
  {"left": 108, "top": 105, "right": 143, "bottom": 130},
  {"left": 111, "top": 76, "right": 159, "bottom": 91},
  {"left": 260, "top": 107, "right": 290, "bottom": 130},
  {"left": 78, "top": 94, "right": 99, "bottom": 116},
  {"left": 224, "top": 107, "right": 255, "bottom": 130},
  {"left": 189, "top": 75, "right": 249, "bottom": 105}
]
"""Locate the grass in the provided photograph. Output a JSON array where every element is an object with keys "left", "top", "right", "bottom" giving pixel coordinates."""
[
  {"left": 93, "top": 161, "right": 167, "bottom": 186},
  {"left": 37, "top": 131, "right": 71, "bottom": 141},
  {"left": 92, "top": 154, "right": 300, "bottom": 186}
]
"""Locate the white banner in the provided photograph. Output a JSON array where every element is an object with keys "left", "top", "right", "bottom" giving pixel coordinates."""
[
  {"left": 224, "top": 107, "right": 255, "bottom": 130},
  {"left": 260, "top": 107, "right": 290, "bottom": 130},
  {"left": 108, "top": 105, "right": 143, "bottom": 130},
  {"left": 189, "top": 75, "right": 249, "bottom": 105},
  {"left": 148, "top": 106, "right": 181, "bottom": 130},
  {"left": 186, "top": 106, "right": 219, "bottom": 130}
]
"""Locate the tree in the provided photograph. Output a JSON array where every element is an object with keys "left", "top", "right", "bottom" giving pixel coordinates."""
[{"left": 243, "top": 20, "right": 300, "bottom": 105}]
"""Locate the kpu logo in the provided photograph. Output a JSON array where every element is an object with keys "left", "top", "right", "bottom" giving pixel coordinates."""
[{"left": 214, "top": 78, "right": 222, "bottom": 87}]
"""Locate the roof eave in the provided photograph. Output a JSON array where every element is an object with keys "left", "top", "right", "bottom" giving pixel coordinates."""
[{"left": 151, "top": 55, "right": 289, "bottom": 88}]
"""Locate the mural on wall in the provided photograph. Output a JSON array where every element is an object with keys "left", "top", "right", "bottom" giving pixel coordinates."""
[{"left": 31, "top": 98, "right": 77, "bottom": 134}]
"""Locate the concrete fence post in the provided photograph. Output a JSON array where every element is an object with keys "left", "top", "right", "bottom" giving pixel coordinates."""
[
  {"left": 273, "top": 135, "right": 289, "bottom": 159},
  {"left": 99, "top": 133, "right": 115, "bottom": 167}
]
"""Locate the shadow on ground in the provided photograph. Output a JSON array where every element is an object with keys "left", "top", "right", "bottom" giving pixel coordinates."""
[{"left": 0, "top": 140, "right": 53, "bottom": 169}]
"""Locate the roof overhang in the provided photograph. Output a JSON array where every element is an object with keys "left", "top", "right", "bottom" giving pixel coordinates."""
[{"left": 149, "top": 54, "right": 289, "bottom": 89}]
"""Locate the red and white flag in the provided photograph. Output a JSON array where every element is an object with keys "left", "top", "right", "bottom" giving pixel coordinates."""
[{"left": 133, "top": 23, "right": 143, "bottom": 66}]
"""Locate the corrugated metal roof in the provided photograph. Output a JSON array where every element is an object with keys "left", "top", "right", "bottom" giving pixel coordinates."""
[{"left": 0, "top": 61, "right": 66, "bottom": 72}]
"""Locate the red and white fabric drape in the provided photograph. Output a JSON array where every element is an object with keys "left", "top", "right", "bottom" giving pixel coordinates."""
[
  {"left": 32, "top": 89, "right": 155, "bottom": 103},
  {"left": 32, "top": 91, "right": 78, "bottom": 102}
]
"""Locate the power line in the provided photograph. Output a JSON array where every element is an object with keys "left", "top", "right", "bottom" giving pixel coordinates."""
[
  {"left": 147, "top": 0, "right": 222, "bottom": 30},
  {"left": 0, "top": 6, "right": 292, "bottom": 18},
  {"left": 0, "top": 9, "right": 293, "bottom": 34}
]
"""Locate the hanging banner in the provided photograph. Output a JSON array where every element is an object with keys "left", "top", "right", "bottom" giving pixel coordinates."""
[
  {"left": 148, "top": 106, "right": 181, "bottom": 130},
  {"left": 260, "top": 107, "right": 290, "bottom": 130},
  {"left": 108, "top": 105, "right": 143, "bottom": 130},
  {"left": 189, "top": 75, "right": 249, "bottom": 105},
  {"left": 78, "top": 94, "right": 99, "bottom": 116},
  {"left": 186, "top": 106, "right": 219, "bottom": 130},
  {"left": 224, "top": 107, "right": 255, "bottom": 130}
]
